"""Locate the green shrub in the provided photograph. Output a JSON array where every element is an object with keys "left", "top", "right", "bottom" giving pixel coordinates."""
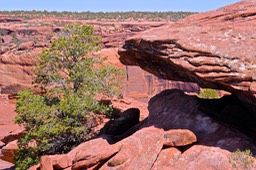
[
  {"left": 14, "top": 24, "right": 123, "bottom": 170},
  {"left": 197, "top": 88, "right": 219, "bottom": 99},
  {"left": 229, "top": 149, "right": 254, "bottom": 170}
]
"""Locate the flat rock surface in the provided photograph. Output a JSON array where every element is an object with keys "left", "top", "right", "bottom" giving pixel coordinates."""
[
  {"left": 0, "top": 99, "right": 20, "bottom": 140},
  {"left": 0, "top": 159, "right": 15, "bottom": 170}
]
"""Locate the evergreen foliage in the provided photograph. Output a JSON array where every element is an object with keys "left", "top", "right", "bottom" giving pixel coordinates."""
[{"left": 14, "top": 24, "right": 123, "bottom": 170}]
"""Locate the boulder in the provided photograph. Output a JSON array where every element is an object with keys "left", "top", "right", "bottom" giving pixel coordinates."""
[
  {"left": 100, "top": 126, "right": 164, "bottom": 170},
  {"left": 70, "top": 136, "right": 121, "bottom": 170},
  {"left": 40, "top": 155, "right": 69, "bottom": 170},
  {"left": 158, "top": 145, "right": 234, "bottom": 170},
  {"left": 18, "top": 41, "right": 34, "bottom": 50},
  {"left": 1, "top": 128, "right": 25, "bottom": 144},
  {"left": 163, "top": 129, "right": 197, "bottom": 147},
  {"left": 0, "top": 140, "right": 18, "bottom": 163},
  {"left": 39, "top": 135, "right": 120, "bottom": 170},
  {"left": 111, "top": 97, "right": 149, "bottom": 120}
]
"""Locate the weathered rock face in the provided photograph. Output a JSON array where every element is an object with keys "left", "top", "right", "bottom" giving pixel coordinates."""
[
  {"left": 35, "top": 89, "right": 256, "bottom": 169},
  {"left": 0, "top": 159, "right": 14, "bottom": 170},
  {"left": 0, "top": 13, "right": 201, "bottom": 100},
  {"left": 0, "top": 17, "right": 166, "bottom": 97},
  {"left": 125, "top": 65, "right": 199, "bottom": 102},
  {"left": 0, "top": 140, "right": 18, "bottom": 163},
  {"left": 119, "top": 0, "right": 256, "bottom": 110},
  {"left": 0, "top": 95, "right": 24, "bottom": 169}
]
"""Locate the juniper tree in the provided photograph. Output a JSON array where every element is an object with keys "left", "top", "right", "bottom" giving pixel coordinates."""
[{"left": 14, "top": 24, "right": 123, "bottom": 170}]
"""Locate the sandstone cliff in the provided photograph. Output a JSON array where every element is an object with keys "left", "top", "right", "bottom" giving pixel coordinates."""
[
  {"left": 119, "top": 0, "right": 256, "bottom": 110},
  {"left": 119, "top": 1, "right": 256, "bottom": 141}
]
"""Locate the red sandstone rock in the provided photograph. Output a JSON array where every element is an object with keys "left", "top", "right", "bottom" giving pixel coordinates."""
[
  {"left": 0, "top": 141, "right": 4, "bottom": 148},
  {"left": 1, "top": 128, "right": 25, "bottom": 144},
  {"left": 119, "top": 0, "right": 256, "bottom": 111},
  {"left": 39, "top": 136, "right": 121, "bottom": 170},
  {"left": 0, "top": 159, "right": 15, "bottom": 170},
  {"left": 28, "top": 164, "right": 40, "bottom": 170},
  {"left": 1, "top": 35, "right": 12, "bottom": 43},
  {"left": 146, "top": 90, "right": 256, "bottom": 150},
  {"left": 152, "top": 147, "right": 181, "bottom": 170},
  {"left": 0, "top": 19, "right": 198, "bottom": 100},
  {"left": 167, "top": 145, "right": 235, "bottom": 170},
  {"left": 0, "top": 98, "right": 23, "bottom": 142},
  {"left": 125, "top": 65, "right": 200, "bottom": 102},
  {"left": 70, "top": 136, "right": 121, "bottom": 170},
  {"left": 40, "top": 155, "right": 69, "bottom": 170},
  {"left": 0, "top": 46, "right": 10, "bottom": 54},
  {"left": 101, "top": 126, "right": 164, "bottom": 170},
  {"left": 0, "top": 13, "right": 193, "bottom": 100},
  {"left": 2, "top": 3, "right": 256, "bottom": 169},
  {"left": 0, "top": 140, "right": 18, "bottom": 163},
  {"left": 35, "top": 89, "right": 256, "bottom": 169},
  {"left": 163, "top": 129, "right": 197, "bottom": 147},
  {"left": 0, "top": 17, "right": 22, "bottom": 22},
  {"left": 18, "top": 41, "right": 34, "bottom": 50},
  {"left": 120, "top": 0, "right": 256, "bottom": 90},
  {"left": 111, "top": 97, "right": 149, "bottom": 120}
]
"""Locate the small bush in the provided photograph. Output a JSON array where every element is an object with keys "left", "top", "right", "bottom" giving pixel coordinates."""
[
  {"left": 197, "top": 88, "right": 219, "bottom": 99},
  {"left": 229, "top": 149, "right": 254, "bottom": 170}
]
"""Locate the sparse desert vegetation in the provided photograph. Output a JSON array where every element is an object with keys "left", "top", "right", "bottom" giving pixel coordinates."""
[{"left": 0, "top": 10, "right": 197, "bottom": 22}]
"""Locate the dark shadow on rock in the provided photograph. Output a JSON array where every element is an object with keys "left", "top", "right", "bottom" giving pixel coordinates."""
[
  {"left": 139, "top": 89, "right": 256, "bottom": 155},
  {"left": 37, "top": 89, "right": 256, "bottom": 169},
  {"left": 99, "top": 108, "right": 140, "bottom": 137},
  {"left": 2, "top": 167, "right": 15, "bottom": 170},
  {"left": 198, "top": 94, "right": 256, "bottom": 140}
]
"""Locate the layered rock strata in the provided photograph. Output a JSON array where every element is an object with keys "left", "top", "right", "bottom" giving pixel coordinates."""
[{"left": 119, "top": 0, "right": 256, "bottom": 111}]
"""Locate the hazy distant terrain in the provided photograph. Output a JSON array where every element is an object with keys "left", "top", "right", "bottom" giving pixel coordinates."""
[{"left": 0, "top": 10, "right": 197, "bottom": 22}]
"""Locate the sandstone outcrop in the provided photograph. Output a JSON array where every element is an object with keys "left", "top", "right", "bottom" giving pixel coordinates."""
[
  {"left": 0, "top": 159, "right": 15, "bottom": 170},
  {"left": 33, "top": 89, "right": 256, "bottom": 169},
  {"left": 0, "top": 140, "right": 18, "bottom": 163},
  {"left": 0, "top": 14, "right": 199, "bottom": 99},
  {"left": 163, "top": 129, "right": 197, "bottom": 147},
  {"left": 119, "top": 0, "right": 256, "bottom": 110},
  {"left": 18, "top": 41, "right": 34, "bottom": 50},
  {"left": 0, "top": 95, "right": 24, "bottom": 169}
]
